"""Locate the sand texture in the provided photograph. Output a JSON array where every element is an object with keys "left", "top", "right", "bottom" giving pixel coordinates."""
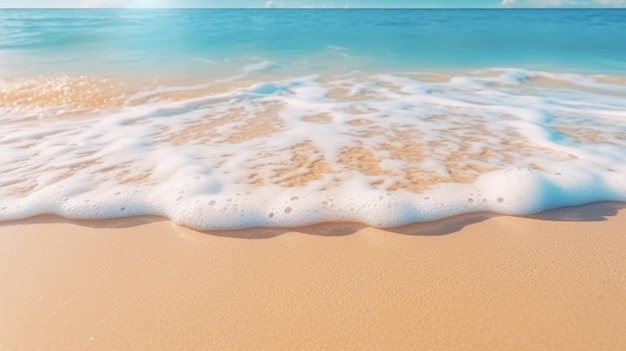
[{"left": 1, "top": 203, "right": 625, "bottom": 350}]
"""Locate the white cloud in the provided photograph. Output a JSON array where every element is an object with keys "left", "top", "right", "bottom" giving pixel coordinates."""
[
  {"left": 299, "top": 4, "right": 337, "bottom": 7},
  {"left": 82, "top": 0, "right": 129, "bottom": 8},
  {"left": 264, "top": 1, "right": 343, "bottom": 8},
  {"left": 500, "top": 0, "right": 626, "bottom": 6},
  {"left": 595, "top": 0, "right": 626, "bottom": 5}
]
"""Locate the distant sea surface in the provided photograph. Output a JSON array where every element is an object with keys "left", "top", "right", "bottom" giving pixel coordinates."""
[
  {"left": 1, "top": 9, "right": 626, "bottom": 229},
  {"left": 1, "top": 9, "right": 626, "bottom": 76}
]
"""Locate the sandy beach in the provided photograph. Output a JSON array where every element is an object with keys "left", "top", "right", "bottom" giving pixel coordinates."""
[
  {"left": 3, "top": 7, "right": 626, "bottom": 351},
  {"left": 1, "top": 202, "right": 625, "bottom": 350}
]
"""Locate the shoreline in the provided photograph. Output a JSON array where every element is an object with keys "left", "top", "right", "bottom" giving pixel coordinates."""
[
  {"left": 2, "top": 200, "right": 625, "bottom": 236},
  {"left": 1, "top": 202, "right": 625, "bottom": 349}
]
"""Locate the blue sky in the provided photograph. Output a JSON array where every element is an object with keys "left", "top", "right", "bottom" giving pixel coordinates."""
[{"left": 1, "top": 0, "right": 625, "bottom": 7}]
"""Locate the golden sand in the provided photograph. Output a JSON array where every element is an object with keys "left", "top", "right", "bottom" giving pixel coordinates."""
[{"left": 1, "top": 203, "right": 625, "bottom": 350}]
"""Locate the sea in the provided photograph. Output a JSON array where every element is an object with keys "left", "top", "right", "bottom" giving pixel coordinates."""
[{"left": 1, "top": 9, "right": 625, "bottom": 229}]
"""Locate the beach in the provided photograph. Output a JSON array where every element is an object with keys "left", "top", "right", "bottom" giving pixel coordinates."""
[
  {"left": 2, "top": 8, "right": 626, "bottom": 350},
  {"left": 1, "top": 202, "right": 625, "bottom": 350}
]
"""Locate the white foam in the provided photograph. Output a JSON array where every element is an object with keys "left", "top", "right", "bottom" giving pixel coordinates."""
[
  {"left": 1, "top": 68, "right": 626, "bottom": 229},
  {"left": 241, "top": 60, "right": 284, "bottom": 76}
]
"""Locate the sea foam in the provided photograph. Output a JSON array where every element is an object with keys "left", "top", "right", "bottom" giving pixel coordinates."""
[{"left": 1, "top": 68, "right": 626, "bottom": 229}]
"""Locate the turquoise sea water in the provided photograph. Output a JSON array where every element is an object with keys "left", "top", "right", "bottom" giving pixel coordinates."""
[
  {"left": 1, "top": 9, "right": 626, "bottom": 229},
  {"left": 1, "top": 9, "right": 626, "bottom": 76}
]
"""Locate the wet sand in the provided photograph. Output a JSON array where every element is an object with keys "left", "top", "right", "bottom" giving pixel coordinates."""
[{"left": 1, "top": 202, "right": 625, "bottom": 350}]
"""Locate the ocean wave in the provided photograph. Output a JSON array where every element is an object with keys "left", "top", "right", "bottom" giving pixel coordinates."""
[{"left": 1, "top": 68, "right": 625, "bottom": 229}]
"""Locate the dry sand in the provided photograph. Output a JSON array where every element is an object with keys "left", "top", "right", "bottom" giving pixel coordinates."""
[{"left": 1, "top": 202, "right": 625, "bottom": 350}]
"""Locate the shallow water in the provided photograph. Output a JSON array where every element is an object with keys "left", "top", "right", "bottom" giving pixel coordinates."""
[{"left": 1, "top": 9, "right": 626, "bottom": 229}]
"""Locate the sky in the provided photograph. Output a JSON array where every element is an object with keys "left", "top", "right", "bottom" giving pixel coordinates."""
[{"left": 1, "top": 0, "right": 625, "bottom": 8}]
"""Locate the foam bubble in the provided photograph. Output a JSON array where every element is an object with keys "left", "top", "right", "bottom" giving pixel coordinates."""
[{"left": 1, "top": 68, "right": 626, "bottom": 229}]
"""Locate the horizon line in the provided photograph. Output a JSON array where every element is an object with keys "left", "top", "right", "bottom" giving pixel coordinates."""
[{"left": 2, "top": 7, "right": 623, "bottom": 9}]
